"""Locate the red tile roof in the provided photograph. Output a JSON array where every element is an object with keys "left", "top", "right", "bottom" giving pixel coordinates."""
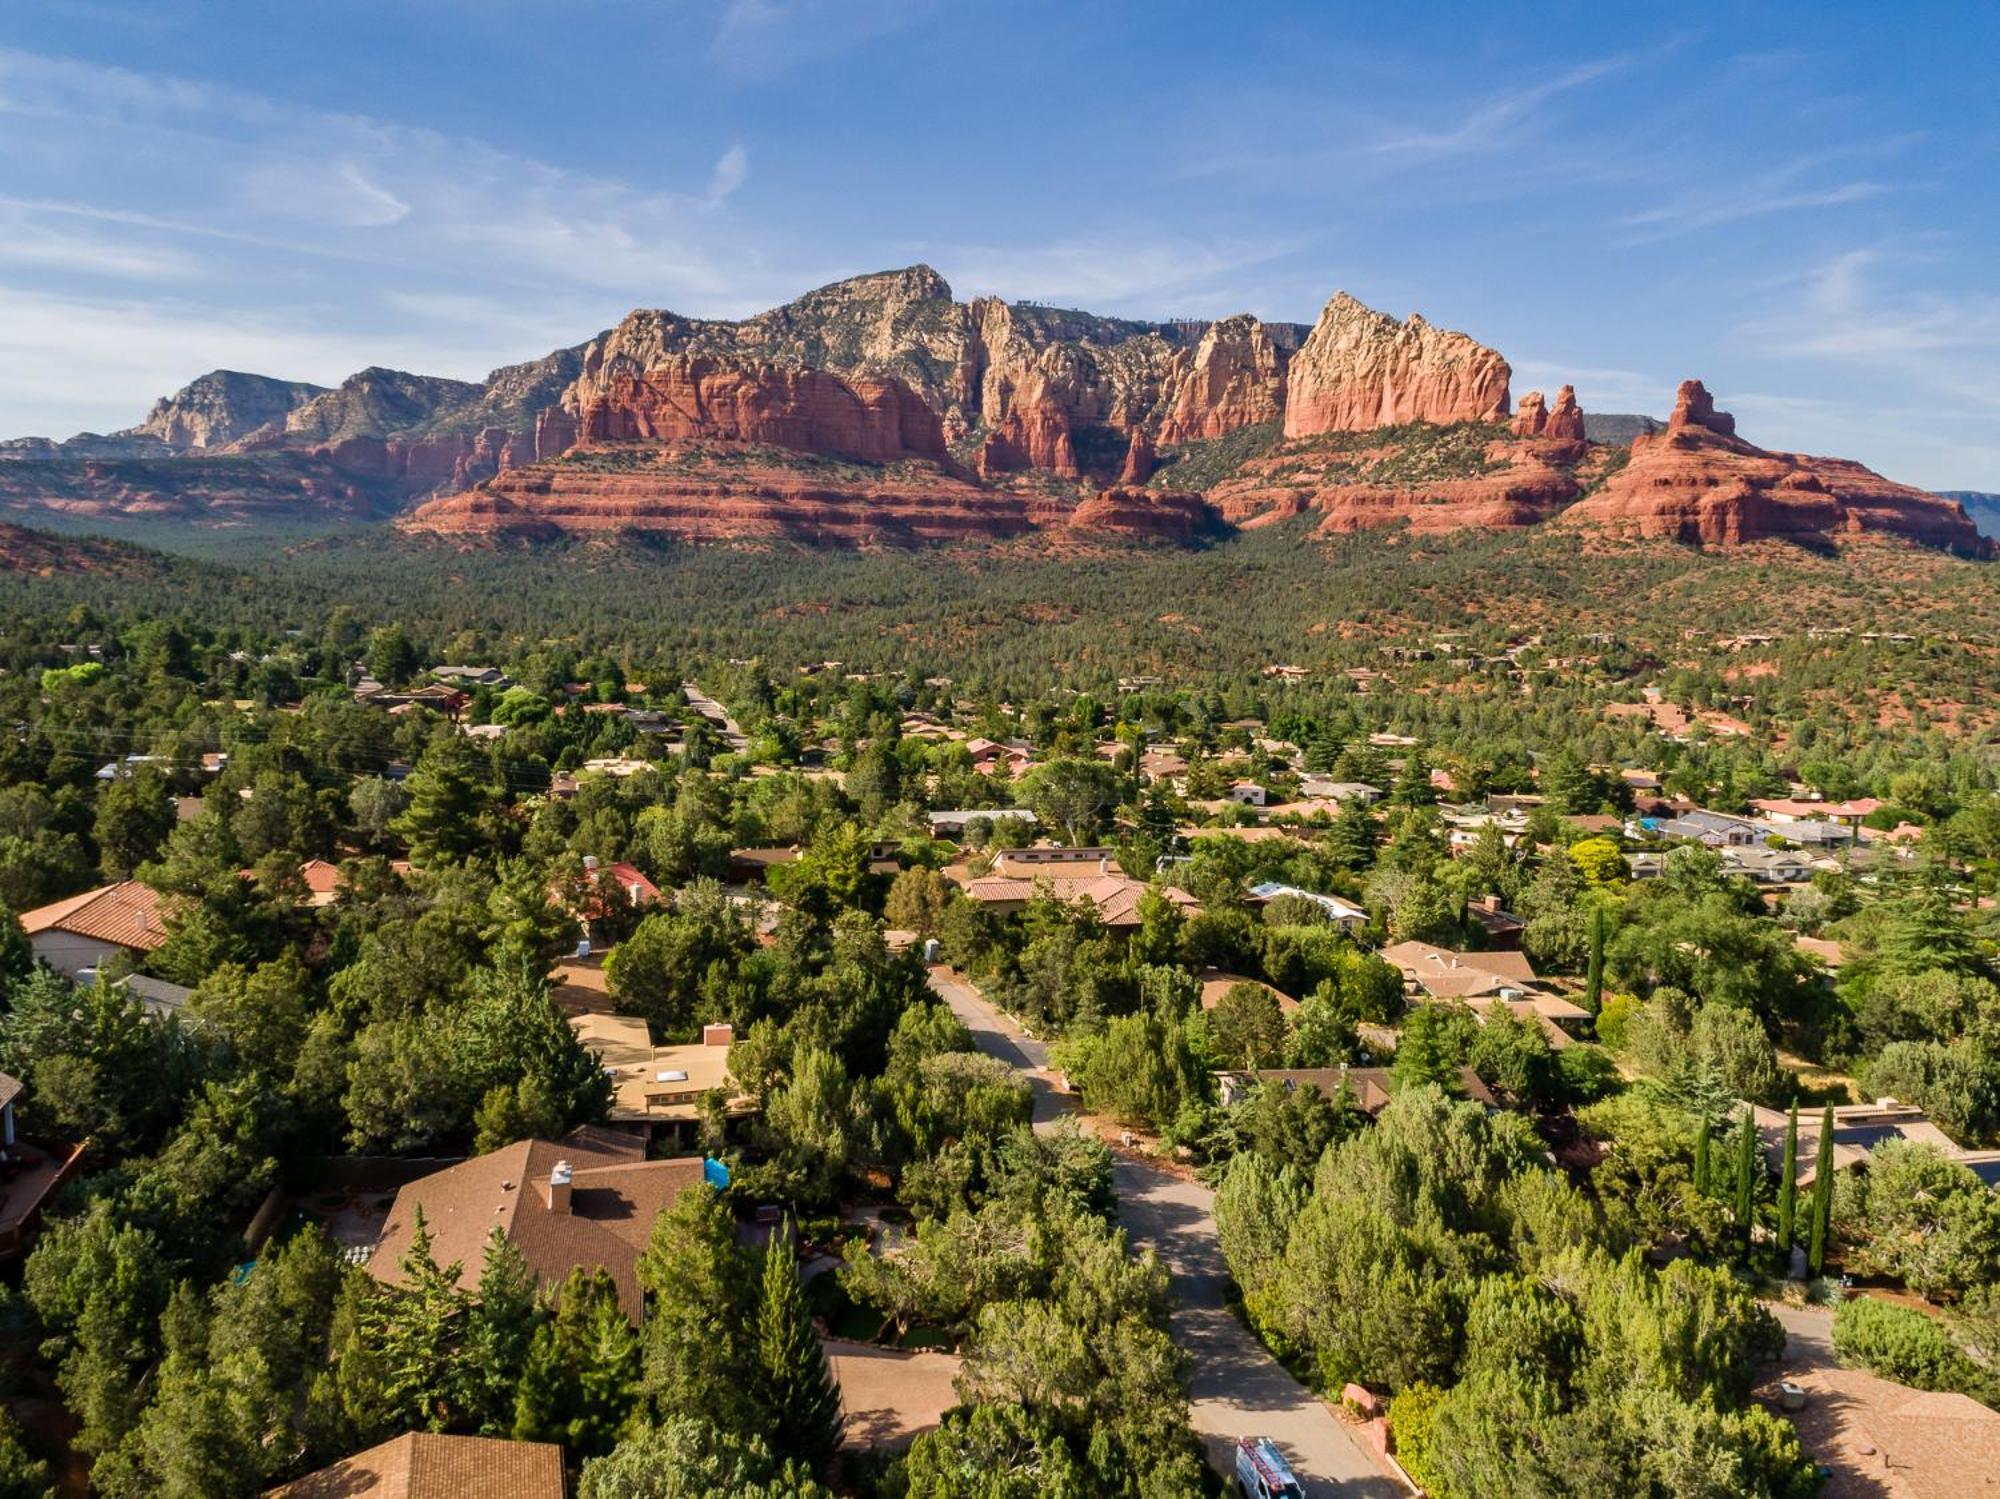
[{"left": 18, "top": 881, "right": 176, "bottom": 953}]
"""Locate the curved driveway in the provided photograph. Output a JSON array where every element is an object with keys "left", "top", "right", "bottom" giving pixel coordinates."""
[{"left": 929, "top": 968, "right": 1403, "bottom": 1497}]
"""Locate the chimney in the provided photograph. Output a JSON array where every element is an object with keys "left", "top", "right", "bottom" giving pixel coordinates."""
[
  {"left": 546, "top": 1159, "right": 573, "bottom": 1214},
  {"left": 702, "top": 1022, "right": 734, "bottom": 1048}
]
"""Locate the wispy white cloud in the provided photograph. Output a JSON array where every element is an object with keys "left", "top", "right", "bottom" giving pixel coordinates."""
[
  {"left": 703, "top": 143, "right": 748, "bottom": 208},
  {"left": 940, "top": 229, "right": 1309, "bottom": 316},
  {"left": 1367, "top": 55, "right": 1634, "bottom": 158},
  {"left": 712, "top": 0, "right": 936, "bottom": 76}
]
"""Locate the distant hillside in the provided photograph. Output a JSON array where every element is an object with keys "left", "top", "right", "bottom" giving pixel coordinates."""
[
  {"left": 1939, "top": 492, "right": 2000, "bottom": 538},
  {"left": 1583, "top": 413, "right": 1664, "bottom": 444},
  {"left": 0, "top": 520, "right": 178, "bottom": 578}
]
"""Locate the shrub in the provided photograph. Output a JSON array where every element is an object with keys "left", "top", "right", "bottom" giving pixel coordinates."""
[{"left": 1833, "top": 1296, "right": 1973, "bottom": 1391}]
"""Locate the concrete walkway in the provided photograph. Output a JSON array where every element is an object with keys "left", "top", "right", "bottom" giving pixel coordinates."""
[{"left": 929, "top": 967, "right": 1403, "bottom": 1497}]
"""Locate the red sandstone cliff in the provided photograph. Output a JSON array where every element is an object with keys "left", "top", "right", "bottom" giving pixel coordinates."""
[
  {"left": 1283, "top": 293, "right": 1511, "bottom": 438},
  {"left": 573, "top": 355, "right": 949, "bottom": 465},
  {"left": 1560, "top": 380, "right": 1988, "bottom": 553},
  {"left": 1156, "top": 315, "right": 1287, "bottom": 443}
]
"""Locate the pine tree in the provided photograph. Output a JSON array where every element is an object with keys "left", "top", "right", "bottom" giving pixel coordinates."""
[
  {"left": 366, "top": 1206, "right": 479, "bottom": 1431},
  {"left": 1732, "top": 1105, "right": 1756, "bottom": 1245},
  {"left": 755, "top": 1218, "right": 843, "bottom": 1471},
  {"left": 1807, "top": 1104, "right": 1836, "bottom": 1277},
  {"left": 1776, "top": 1102, "right": 1800, "bottom": 1257},
  {"left": 466, "top": 1229, "right": 544, "bottom": 1434},
  {"left": 1583, "top": 903, "right": 1607, "bottom": 1014},
  {"left": 513, "top": 1269, "right": 638, "bottom": 1461}
]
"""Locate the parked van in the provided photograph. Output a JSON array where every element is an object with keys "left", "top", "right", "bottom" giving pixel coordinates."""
[{"left": 1234, "top": 1437, "right": 1303, "bottom": 1499}]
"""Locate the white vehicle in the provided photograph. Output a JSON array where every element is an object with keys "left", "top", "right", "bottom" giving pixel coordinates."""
[{"left": 1235, "top": 1436, "right": 1304, "bottom": 1499}]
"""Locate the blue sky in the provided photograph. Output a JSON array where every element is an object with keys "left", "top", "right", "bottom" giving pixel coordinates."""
[{"left": 1, "top": 0, "right": 1995, "bottom": 487}]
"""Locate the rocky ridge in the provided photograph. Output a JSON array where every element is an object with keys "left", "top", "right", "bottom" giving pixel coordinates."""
[
  {"left": 1, "top": 267, "right": 1982, "bottom": 557},
  {"left": 1560, "top": 380, "right": 1988, "bottom": 553}
]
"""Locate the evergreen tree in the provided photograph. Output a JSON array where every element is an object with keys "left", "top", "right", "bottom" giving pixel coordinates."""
[
  {"left": 364, "top": 1208, "right": 478, "bottom": 1431},
  {"left": 513, "top": 1269, "right": 639, "bottom": 1462},
  {"left": 1583, "top": 903, "right": 1607, "bottom": 1015},
  {"left": 638, "top": 1188, "right": 758, "bottom": 1433},
  {"left": 1732, "top": 1105, "right": 1757, "bottom": 1245},
  {"left": 1693, "top": 1115, "right": 1712, "bottom": 1196},
  {"left": 389, "top": 737, "right": 494, "bottom": 866},
  {"left": 1776, "top": 1103, "right": 1799, "bottom": 1258},
  {"left": 466, "top": 1230, "right": 544, "bottom": 1434},
  {"left": 754, "top": 1219, "right": 842, "bottom": 1471},
  {"left": 1808, "top": 1105, "right": 1836, "bottom": 1277},
  {"left": 1325, "top": 797, "right": 1378, "bottom": 872}
]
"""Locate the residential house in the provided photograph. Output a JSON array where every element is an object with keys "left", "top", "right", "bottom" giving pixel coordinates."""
[
  {"left": 0, "top": 1072, "right": 88, "bottom": 1257},
  {"left": 1753, "top": 1100, "right": 2000, "bottom": 1189},
  {"left": 120, "top": 973, "right": 193, "bottom": 1018},
  {"left": 728, "top": 843, "right": 900, "bottom": 885},
  {"left": 1245, "top": 881, "right": 1368, "bottom": 931},
  {"left": 552, "top": 857, "right": 661, "bottom": 946},
  {"left": 1725, "top": 845, "right": 1814, "bottom": 885},
  {"left": 1214, "top": 1065, "right": 1495, "bottom": 1111},
  {"left": 1297, "top": 778, "right": 1381, "bottom": 804},
  {"left": 569, "top": 1015, "right": 754, "bottom": 1146},
  {"left": 1197, "top": 970, "right": 1299, "bottom": 1015},
  {"left": 429, "top": 665, "right": 511, "bottom": 690},
  {"left": 265, "top": 1434, "right": 563, "bottom": 1499},
  {"left": 951, "top": 848, "right": 1199, "bottom": 929},
  {"left": 1377, "top": 941, "right": 1591, "bottom": 1046},
  {"left": 928, "top": 808, "right": 1037, "bottom": 838},
  {"left": 1775, "top": 1359, "right": 2000, "bottom": 1498},
  {"left": 18, "top": 881, "right": 176, "bottom": 979},
  {"left": 367, "top": 1126, "right": 707, "bottom": 1322},
  {"left": 1647, "top": 809, "right": 1762, "bottom": 847},
  {"left": 1228, "top": 781, "right": 1268, "bottom": 808},
  {"left": 1465, "top": 894, "right": 1526, "bottom": 947}
]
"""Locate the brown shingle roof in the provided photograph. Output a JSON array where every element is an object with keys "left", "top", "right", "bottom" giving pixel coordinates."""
[
  {"left": 265, "top": 1432, "right": 564, "bottom": 1499},
  {"left": 367, "top": 1127, "right": 705, "bottom": 1322},
  {"left": 18, "top": 881, "right": 176, "bottom": 953}
]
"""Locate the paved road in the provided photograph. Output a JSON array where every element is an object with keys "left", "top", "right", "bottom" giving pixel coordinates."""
[
  {"left": 929, "top": 967, "right": 1402, "bottom": 1497},
  {"left": 1770, "top": 1301, "right": 1836, "bottom": 1370},
  {"left": 680, "top": 681, "right": 750, "bottom": 753}
]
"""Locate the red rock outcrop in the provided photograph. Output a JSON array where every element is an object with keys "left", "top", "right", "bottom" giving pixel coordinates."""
[
  {"left": 1283, "top": 293, "right": 1511, "bottom": 438},
  {"left": 1561, "top": 380, "right": 1989, "bottom": 552},
  {"left": 1067, "top": 486, "right": 1218, "bottom": 543},
  {"left": 1156, "top": 315, "right": 1287, "bottom": 443},
  {"left": 1544, "top": 385, "right": 1585, "bottom": 442},
  {"left": 974, "top": 378, "right": 1078, "bottom": 479},
  {"left": 1666, "top": 377, "right": 1735, "bottom": 438},
  {"left": 1207, "top": 429, "right": 1590, "bottom": 536},
  {"left": 403, "top": 445, "right": 1034, "bottom": 547},
  {"left": 1510, "top": 385, "right": 1587, "bottom": 442},
  {"left": 1510, "top": 390, "right": 1548, "bottom": 437},
  {"left": 573, "top": 356, "right": 948, "bottom": 466},
  {"left": 1118, "top": 429, "right": 1156, "bottom": 486}
]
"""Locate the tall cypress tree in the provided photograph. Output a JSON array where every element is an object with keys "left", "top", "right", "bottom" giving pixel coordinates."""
[
  {"left": 1776, "top": 1102, "right": 1800, "bottom": 1258},
  {"left": 1583, "top": 903, "right": 1607, "bottom": 1015},
  {"left": 1733, "top": 1105, "right": 1757, "bottom": 1244},
  {"left": 756, "top": 1217, "right": 844, "bottom": 1471},
  {"left": 1807, "top": 1104, "right": 1836, "bottom": 1277}
]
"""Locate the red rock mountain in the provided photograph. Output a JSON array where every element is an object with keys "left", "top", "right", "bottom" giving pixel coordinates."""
[
  {"left": 2, "top": 268, "right": 1983, "bottom": 557},
  {"left": 1283, "top": 293, "right": 1511, "bottom": 437},
  {"left": 1560, "top": 380, "right": 1988, "bottom": 553}
]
